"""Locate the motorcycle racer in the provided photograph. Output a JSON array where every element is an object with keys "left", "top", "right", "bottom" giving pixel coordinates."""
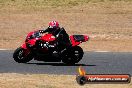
[
  {"left": 13, "top": 21, "right": 89, "bottom": 64},
  {"left": 39, "top": 21, "right": 71, "bottom": 50}
]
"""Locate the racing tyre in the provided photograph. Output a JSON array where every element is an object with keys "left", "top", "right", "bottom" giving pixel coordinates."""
[
  {"left": 62, "top": 46, "right": 84, "bottom": 65},
  {"left": 13, "top": 47, "right": 33, "bottom": 63}
]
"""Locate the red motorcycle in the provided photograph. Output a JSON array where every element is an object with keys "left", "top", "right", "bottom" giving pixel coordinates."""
[{"left": 13, "top": 30, "right": 89, "bottom": 64}]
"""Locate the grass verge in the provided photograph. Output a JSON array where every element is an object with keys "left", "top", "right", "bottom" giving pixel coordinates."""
[{"left": 0, "top": 73, "right": 131, "bottom": 88}]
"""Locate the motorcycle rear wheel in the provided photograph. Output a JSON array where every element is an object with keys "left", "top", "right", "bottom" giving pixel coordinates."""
[
  {"left": 13, "top": 47, "right": 33, "bottom": 63},
  {"left": 62, "top": 46, "right": 84, "bottom": 65}
]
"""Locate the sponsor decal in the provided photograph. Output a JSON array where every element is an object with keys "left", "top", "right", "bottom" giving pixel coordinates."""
[{"left": 76, "top": 66, "right": 131, "bottom": 85}]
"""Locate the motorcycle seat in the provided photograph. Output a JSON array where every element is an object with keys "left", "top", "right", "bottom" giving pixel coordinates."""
[{"left": 73, "top": 35, "right": 85, "bottom": 42}]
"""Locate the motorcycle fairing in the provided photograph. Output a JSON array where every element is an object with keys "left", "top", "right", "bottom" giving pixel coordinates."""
[
  {"left": 21, "top": 43, "right": 27, "bottom": 49},
  {"left": 73, "top": 35, "right": 85, "bottom": 42},
  {"left": 70, "top": 35, "right": 80, "bottom": 46},
  {"left": 41, "top": 34, "right": 56, "bottom": 42},
  {"left": 21, "top": 39, "right": 37, "bottom": 49},
  {"left": 70, "top": 35, "right": 89, "bottom": 46}
]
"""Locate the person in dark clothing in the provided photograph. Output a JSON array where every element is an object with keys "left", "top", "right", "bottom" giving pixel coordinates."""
[{"left": 39, "top": 21, "right": 71, "bottom": 51}]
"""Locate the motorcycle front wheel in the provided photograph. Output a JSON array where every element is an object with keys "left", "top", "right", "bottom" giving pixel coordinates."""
[
  {"left": 13, "top": 47, "right": 33, "bottom": 63},
  {"left": 62, "top": 46, "right": 84, "bottom": 65}
]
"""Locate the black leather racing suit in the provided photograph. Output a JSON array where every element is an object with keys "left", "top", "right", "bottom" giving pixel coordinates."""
[{"left": 39, "top": 27, "right": 71, "bottom": 51}]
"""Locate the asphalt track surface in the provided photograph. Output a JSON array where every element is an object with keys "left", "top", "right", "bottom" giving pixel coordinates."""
[{"left": 0, "top": 50, "right": 132, "bottom": 75}]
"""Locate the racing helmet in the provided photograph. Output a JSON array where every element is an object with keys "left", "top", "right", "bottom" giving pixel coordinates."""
[{"left": 48, "top": 21, "right": 59, "bottom": 29}]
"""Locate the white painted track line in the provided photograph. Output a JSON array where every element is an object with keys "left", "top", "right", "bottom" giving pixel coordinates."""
[
  {"left": 94, "top": 51, "right": 110, "bottom": 52},
  {"left": 0, "top": 49, "right": 9, "bottom": 50}
]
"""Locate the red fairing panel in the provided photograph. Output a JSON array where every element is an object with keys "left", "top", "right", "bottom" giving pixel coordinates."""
[
  {"left": 21, "top": 43, "right": 30, "bottom": 56},
  {"left": 41, "top": 34, "right": 56, "bottom": 42},
  {"left": 70, "top": 35, "right": 89, "bottom": 46},
  {"left": 21, "top": 39, "right": 37, "bottom": 49},
  {"left": 21, "top": 43, "right": 27, "bottom": 49},
  {"left": 26, "top": 31, "right": 34, "bottom": 40},
  {"left": 70, "top": 36, "right": 81, "bottom": 46},
  {"left": 27, "top": 39, "right": 37, "bottom": 46},
  {"left": 84, "top": 35, "right": 89, "bottom": 42}
]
